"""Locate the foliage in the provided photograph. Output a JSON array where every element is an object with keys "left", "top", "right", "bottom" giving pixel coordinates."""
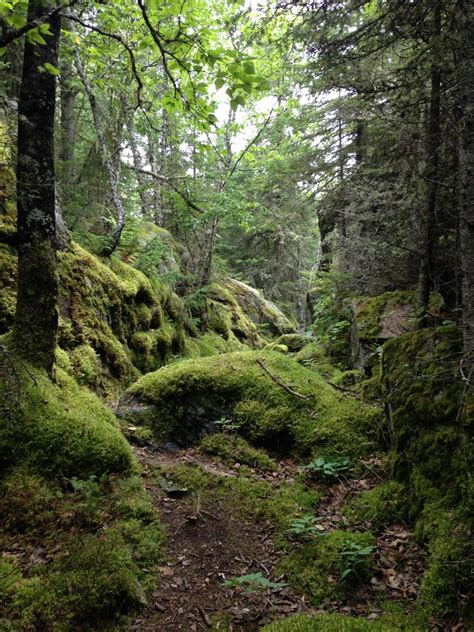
[
  {"left": 223, "top": 572, "right": 287, "bottom": 593},
  {"left": 304, "top": 456, "right": 350, "bottom": 480},
  {"left": 288, "top": 515, "right": 326, "bottom": 538},
  {"left": 339, "top": 540, "right": 376, "bottom": 581}
]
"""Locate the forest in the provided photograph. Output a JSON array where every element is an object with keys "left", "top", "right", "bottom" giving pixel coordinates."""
[{"left": 0, "top": 0, "right": 472, "bottom": 630}]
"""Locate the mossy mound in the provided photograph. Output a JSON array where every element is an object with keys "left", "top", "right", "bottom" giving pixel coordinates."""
[
  {"left": 0, "top": 471, "right": 165, "bottom": 630},
  {"left": 343, "top": 481, "right": 405, "bottom": 531},
  {"left": 120, "top": 350, "right": 380, "bottom": 457},
  {"left": 0, "top": 352, "right": 134, "bottom": 479},
  {"left": 262, "top": 611, "right": 429, "bottom": 631},
  {"left": 277, "top": 530, "right": 375, "bottom": 605},
  {"left": 199, "top": 433, "right": 277, "bottom": 471},
  {"left": 274, "top": 334, "right": 312, "bottom": 352}
]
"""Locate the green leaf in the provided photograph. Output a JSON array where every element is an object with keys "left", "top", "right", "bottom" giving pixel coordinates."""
[{"left": 43, "top": 62, "right": 60, "bottom": 76}]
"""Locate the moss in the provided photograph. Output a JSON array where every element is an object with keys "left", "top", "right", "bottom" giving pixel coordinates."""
[
  {"left": 294, "top": 342, "right": 341, "bottom": 381},
  {"left": 156, "top": 461, "right": 319, "bottom": 536},
  {"left": 0, "top": 245, "right": 16, "bottom": 335},
  {"left": 199, "top": 433, "right": 277, "bottom": 470},
  {"left": 0, "top": 357, "right": 134, "bottom": 479},
  {"left": 278, "top": 530, "right": 375, "bottom": 605},
  {"left": 222, "top": 278, "right": 296, "bottom": 335},
  {"left": 353, "top": 291, "right": 416, "bottom": 340},
  {"left": 381, "top": 325, "right": 473, "bottom": 618},
  {"left": 207, "top": 282, "right": 264, "bottom": 346},
  {"left": 183, "top": 332, "right": 243, "bottom": 358},
  {"left": 343, "top": 481, "right": 405, "bottom": 531},
  {"left": 0, "top": 118, "right": 17, "bottom": 242},
  {"left": 122, "top": 350, "right": 380, "bottom": 458},
  {"left": 0, "top": 468, "right": 165, "bottom": 630},
  {"left": 261, "top": 610, "right": 429, "bottom": 631},
  {"left": 381, "top": 325, "right": 467, "bottom": 502},
  {"left": 274, "top": 334, "right": 311, "bottom": 352}
]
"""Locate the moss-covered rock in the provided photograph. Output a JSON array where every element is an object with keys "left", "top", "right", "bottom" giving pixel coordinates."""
[
  {"left": 119, "top": 350, "right": 380, "bottom": 457},
  {"left": 222, "top": 278, "right": 296, "bottom": 335},
  {"left": 0, "top": 353, "right": 134, "bottom": 479},
  {"left": 381, "top": 325, "right": 468, "bottom": 501},
  {"left": 350, "top": 291, "right": 444, "bottom": 372},
  {"left": 380, "top": 325, "right": 473, "bottom": 619}
]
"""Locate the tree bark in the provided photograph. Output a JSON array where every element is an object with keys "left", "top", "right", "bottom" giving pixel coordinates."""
[
  {"left": 75, "top": 48, "right": 125, "bottom": 255},
  {"left": 12, "top": 0, "right": 61, "bottom": 375},
  {"left": 123, "top": 102, "right": 152, "bottom": 218},
  {"left": 59, "top": 11, "right": 76, "bottom": 186},
  {"left": 458, "top": 0, "right": 474, "bottom": 381},
  {"left": 417, "top": 1, "right": 441, "bottom": 324}
]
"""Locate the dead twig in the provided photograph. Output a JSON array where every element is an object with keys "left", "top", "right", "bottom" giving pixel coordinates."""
[{"left": 256, "top": 358, "right": 310, "bottom": 400}]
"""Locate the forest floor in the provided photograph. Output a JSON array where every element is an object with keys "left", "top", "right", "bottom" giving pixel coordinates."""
[{"left": 128, "top": 443, "right": 436, "bottom": 632}]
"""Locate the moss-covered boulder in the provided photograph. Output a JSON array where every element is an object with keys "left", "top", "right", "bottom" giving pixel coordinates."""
[
  {"left": 381, "top": 325, "right": 469, "bottom": 499},
  {"left": 206, "top": 282, "right": 264, "bottom": 347},
  {"left": 350, "top": 291, "right": 417, "bottom": 371},
  {"left": 381, "top": 325, "right": 473, "bottom": 620},
  {"left": 118, "top": 350, "right": 380, "bottom": 457},
  {"left": 0, "top": 353, "right": 134, "bottom": 479},
  {"left": 222, "top": 278, "right": 296, "bottom": 335}
]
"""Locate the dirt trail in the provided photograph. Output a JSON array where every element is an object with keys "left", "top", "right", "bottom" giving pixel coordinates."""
[
  {"left": 130, "top": 446, "right": 312, "bottom": 631},
  {"left": 129, "top": 445, "right": 428, "bottom": 631}
]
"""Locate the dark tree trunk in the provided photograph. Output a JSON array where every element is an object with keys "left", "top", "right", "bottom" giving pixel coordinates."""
[
  {"left": 458, "top": 0, "right": 474, "bottom": 380},
  {"left": 12, "top": 0, "right": 61, "bottom": 375},
  {"left": 417, "top": 1, "right": 441, "bottom": 323}
]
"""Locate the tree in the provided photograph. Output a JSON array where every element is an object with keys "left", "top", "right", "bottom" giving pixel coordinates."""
[
  {"left": 458, "top": 0, "right": 474, "bottom": 381},
  {"left": 11, "top": 0, "right": 61, "bottom": 375}
]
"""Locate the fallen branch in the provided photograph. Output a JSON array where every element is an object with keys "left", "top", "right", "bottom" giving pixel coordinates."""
[{"left": 256, "top": 358, "right": 310, "bottom": 400}]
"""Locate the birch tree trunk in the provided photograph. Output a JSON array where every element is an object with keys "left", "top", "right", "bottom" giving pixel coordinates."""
[{"left": 75, "top": 48, "right": 125, "bottom": 255}]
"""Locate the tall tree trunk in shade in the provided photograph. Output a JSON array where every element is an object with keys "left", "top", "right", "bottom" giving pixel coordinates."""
[
  {"left": 417, "top": 0, "right": 441, "bottom": 324},
  {"left": 458, "top": 0, "right": 474, "bottom": 381},
  {"left": 12, "top": 0, "right": 61, "bottom": 375}
]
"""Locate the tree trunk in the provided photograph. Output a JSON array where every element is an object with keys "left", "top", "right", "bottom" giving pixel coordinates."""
[
  {"left": 59, "top": 11, "right": 76, "bottom": 186},
  {"left": 75, "top": 48, "right": 125, "bottom": 255},
  {"left": 124, "top": 103, "right": 152, "bottom": 218},
  {"left": 458, "top": 0, "right": 474, "bottom": 380},
  {"left": 12, "top": 0, "right": 61, "bottom": 375},
  {"left": 417, "top": 1, "right": 441, "bottom": 324}
]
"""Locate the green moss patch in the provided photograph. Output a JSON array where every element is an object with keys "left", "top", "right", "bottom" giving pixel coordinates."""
[
  {"left": 0, "top": 356, "right": 134, "bottom": 479},
  {"left": 156, "top": 461, "right": 319, "bottom": 536},
  {"left": 121, "top": 350, "right": 380, "bottom": 457},
  {"left": 199, "top": 433, "right": 277, "bottom": 470},
  {"left": 262, "top": 610, "right": 429, "bottom": 631},
  {"left": 0, "top": 470, "right": 165, "bottom": 631},
  {"left": 278, "top": 530, "right": 375, "bottom": 605},
  {"left": 343, "top": 481, "right": 405, "bottom": 531}
]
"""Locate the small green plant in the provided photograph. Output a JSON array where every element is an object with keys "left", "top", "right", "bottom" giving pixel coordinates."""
[
  {"left": 339, "top": 540, "right": 375, "bottom": 581},
  {"left": 223, "top": 572, "right": 287, "bottom": 593},
  {"left": 288, "top": 515, "right": 326, "bottom": 538},
  {"left": 304, "top": 456, "right": 350, "bottom": 480},
  {"left": 214, "top": 415, "right": 241, "bottom": 433}
]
